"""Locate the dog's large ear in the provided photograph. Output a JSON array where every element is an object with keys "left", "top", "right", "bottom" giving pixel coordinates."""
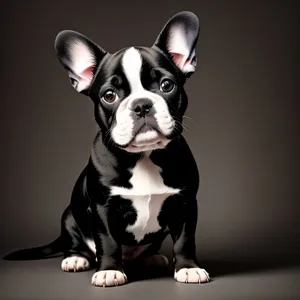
[
  {"left": 54, "top": 30, "right": 107, "bottom": 95},
  {"left": 153, "top": 11, "right": 200, "bottom": 77}
]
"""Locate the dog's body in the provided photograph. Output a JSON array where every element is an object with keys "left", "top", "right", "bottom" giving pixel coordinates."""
[{"left": 3, "top": 11, "right": 210, "bottom": 286}]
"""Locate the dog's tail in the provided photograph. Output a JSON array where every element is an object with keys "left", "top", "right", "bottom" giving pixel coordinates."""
[{"left": 2, "top": 236, "right": 64, "bottom": 261}]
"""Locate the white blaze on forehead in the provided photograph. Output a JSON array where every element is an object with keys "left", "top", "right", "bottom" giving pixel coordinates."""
[{"left": 121, "top": 47, "right": 144, "bottom": 92}]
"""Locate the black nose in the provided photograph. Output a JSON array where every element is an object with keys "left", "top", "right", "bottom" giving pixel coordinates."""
[{"left": 131, "top": 99, "right": 153, "bottom": 117}]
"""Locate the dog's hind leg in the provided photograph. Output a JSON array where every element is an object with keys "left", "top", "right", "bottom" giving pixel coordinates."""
[{"left": 60, "top": 206, "right": 96, "bottom": 272}]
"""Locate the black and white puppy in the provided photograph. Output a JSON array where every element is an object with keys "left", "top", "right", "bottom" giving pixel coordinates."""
[{"left": 3, "top": 11, "right": 210, "bottom": 286}]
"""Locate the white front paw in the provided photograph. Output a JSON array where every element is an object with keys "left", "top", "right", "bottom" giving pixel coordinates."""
[
  {"left": 61, "top": 256, "right": 90, "bottom": 272},
  {"left": 91, "top": 270, "right": 128, "bottom": 287},
  {"left": 174, "top": 268, "right": 210, "bottom": 283}
]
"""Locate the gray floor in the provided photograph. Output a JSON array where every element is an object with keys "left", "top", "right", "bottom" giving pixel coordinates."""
[{"left": 1, "top": 256, "right": 299, "bottom": 300}]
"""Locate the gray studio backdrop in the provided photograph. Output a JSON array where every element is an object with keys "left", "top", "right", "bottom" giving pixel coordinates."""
[{"left": 0, "top": 0, "right": 298, "bottom": 263}]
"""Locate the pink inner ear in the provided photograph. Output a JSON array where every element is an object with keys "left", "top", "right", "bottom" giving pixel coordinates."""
[
  {"left": 79, "top": 65, "right": 95, "bottom": 82},
  {"left": 170, "top": 52, "right": 191, "bottom": 68},
  {"left": 171, "top": 53, "right": 185, "bottom": 66}
]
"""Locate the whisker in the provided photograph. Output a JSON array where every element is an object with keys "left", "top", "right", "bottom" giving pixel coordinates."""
[
  {"left": 171, "top": 119, "right": 188, "bottom": 134},
  {"left": 182, "top": 123, "right": 189, "bottom": 133},
  {"left": 183, "top": 120, "right": 189, "bottom": 128},
  {"left": 173, "top": 121, "right": 185, "bottom": 134},
  {"left": 183, "top": 115, "right": 195, "bottom": 124}
]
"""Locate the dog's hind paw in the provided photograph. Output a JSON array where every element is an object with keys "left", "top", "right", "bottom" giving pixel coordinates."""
[
  {"left": 174, "top": 267, "right": 210, "bottom": 284},
  {"left": 61, "top": 256, "right": 90, "bottom": 272}
]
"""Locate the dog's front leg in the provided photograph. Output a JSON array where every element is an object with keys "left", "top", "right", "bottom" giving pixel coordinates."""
[
  {"left": 90, "top": 203, "right": 127, "bottom": 287},
  {"left": 167, "top": 196, "right": 210, "bottom": 284}
]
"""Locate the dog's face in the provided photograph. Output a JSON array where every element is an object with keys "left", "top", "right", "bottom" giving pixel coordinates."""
[{"left": 55, "top": 12, "right": 199, "bottom": 153}]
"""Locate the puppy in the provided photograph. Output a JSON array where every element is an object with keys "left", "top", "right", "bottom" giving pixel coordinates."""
[{"left": 3, "top": 11, "right": 210, "bottom": 286}]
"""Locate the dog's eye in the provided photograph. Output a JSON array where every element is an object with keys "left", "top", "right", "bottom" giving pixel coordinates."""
[
  {"left": 160, "top": 79, "right": 175, "bottom": 93},
  {"left": 101, "top": 89, "right": 118, "bottom": 104}
]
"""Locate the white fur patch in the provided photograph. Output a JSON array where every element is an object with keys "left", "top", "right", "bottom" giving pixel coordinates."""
[
  {"left": 174, "top": 268, "right": 210, "bottom": 283},
  {"left": 125, "top": 194, "right": 165, "bottom": 242},
  {"left": 110, "top": 154, "right": 180, "bottom": 242},
  {"left": 85, "top": 238, "right": 96, "bottom": 255},
  {"left": 61, "top": 256, "right": 90, "bottom": 272},
  {"left": 111, "top": 47, "right": 175, "bottom": 147}
]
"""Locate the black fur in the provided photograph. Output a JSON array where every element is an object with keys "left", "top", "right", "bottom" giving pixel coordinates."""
[{"left": 3, "top": 11, "right": 207, "bottom": 285}]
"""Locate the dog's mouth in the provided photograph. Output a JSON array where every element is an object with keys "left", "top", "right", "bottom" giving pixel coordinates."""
[{"left": 124, "top": 125, "right": 170, "bottom": 153}]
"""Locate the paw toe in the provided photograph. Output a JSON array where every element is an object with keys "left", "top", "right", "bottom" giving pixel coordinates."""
[
  {"left": 92, "top": 270, "right": 127, "bottom": 287},
  {"left": 175, "top": 267, "right": 210, "bottom": 284},
  {"left": 61, "top": 256, "right": 90, "bottom": 272}
]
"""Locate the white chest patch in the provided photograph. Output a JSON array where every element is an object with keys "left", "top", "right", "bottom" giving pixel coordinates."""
[{"left": 110, "top": 153, "right": 181, "bottom": 242}]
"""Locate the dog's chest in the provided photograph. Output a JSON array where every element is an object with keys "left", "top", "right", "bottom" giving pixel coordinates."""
[{"left": 110, "top": 155, "right": 180, "bottom": 242}]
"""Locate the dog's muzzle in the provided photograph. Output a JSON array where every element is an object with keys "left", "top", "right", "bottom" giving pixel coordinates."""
[
  {"left": 111, "top": 96, "right": 175, "bottom": 152},
  {"left": 123, "top": 98, "right": 169, "bottom": 152}
]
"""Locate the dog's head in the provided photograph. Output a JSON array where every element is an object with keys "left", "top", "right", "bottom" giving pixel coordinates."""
[{"left": 55, "top": 11, "right": 199, "bottom": 153}]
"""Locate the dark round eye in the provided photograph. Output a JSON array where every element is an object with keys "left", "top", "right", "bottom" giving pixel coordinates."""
[
  {"left": 102, "top": 89, "right": 118, "bottom": 103},
  {"left": 160, "top": 79, "right": 175, "bottom": 93}
]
